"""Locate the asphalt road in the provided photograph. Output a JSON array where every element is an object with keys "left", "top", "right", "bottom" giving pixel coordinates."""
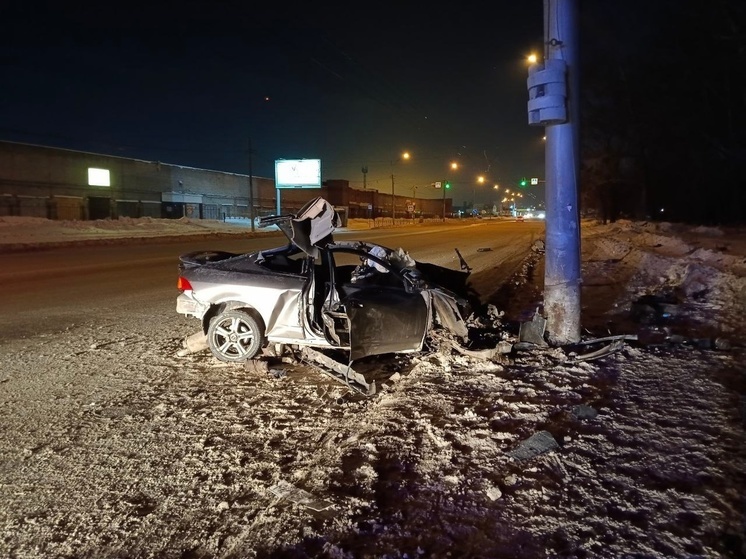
[{"left": 0, "top": 220, "right": 544, "bottom": 340}]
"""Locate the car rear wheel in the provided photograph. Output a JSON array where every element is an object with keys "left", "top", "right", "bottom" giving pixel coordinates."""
[{"left": 207, "top": 309, "right": 264, "bottom": 362}]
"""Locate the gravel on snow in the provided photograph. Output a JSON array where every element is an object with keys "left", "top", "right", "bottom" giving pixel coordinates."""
[{"left": 1, "top": 219, "right": 745, "bottom": 558}]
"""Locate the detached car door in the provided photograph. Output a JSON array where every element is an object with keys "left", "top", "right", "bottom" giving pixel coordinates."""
[{"left": 327, "top": 247, "right": 429, "bottom": 361}]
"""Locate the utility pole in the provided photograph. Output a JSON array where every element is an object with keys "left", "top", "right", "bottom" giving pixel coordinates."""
[
  {"left": 536, "top": 0, "right": 581, "bottom": 344},
  {"left": 389, "top": 152, "right": 411, "bottom": 221},
  {"left": 528, "top": 0, "right": 581, "bottom": 344},
  {"left": 391, "top": 174, "right": 396, "bottom": 220},
  {"left": 248, "top": 138, "right": 255, "bottom": 232}
]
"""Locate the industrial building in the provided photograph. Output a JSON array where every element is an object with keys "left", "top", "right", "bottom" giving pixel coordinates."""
[{"left": 0, "top": 141, "right": 452, "bottom": 222}]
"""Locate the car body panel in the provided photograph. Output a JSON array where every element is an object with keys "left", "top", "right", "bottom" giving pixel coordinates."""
[
  {"left": 262, "top": 196, "right": 338, "bottom": 258},
  {"left": 342, "top": 283, "right": 429, "bottom": 361},
  {"left": 177, "top": 249, "right": 315, "bottom": 341},
  {"left": 430, "top": 290, "right": 469, "bottom": 338}
]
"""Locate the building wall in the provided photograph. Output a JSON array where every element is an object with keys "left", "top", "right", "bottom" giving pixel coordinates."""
[{"left": 0, "top": 141, "right": 452, "bottom": 220}]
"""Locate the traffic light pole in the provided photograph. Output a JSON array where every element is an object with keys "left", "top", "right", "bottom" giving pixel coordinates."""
[{"left": 442, "top": 181, "right": 446, "bottom": 221}]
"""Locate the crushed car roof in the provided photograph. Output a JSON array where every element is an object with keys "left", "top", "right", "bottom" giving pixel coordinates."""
[{"left": 258, "top": 197, "right": 339, "bottom": 257}]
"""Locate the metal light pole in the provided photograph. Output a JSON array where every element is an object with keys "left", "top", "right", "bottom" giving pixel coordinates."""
[
  {"left": 474, "top": 176, "right": 485, "bottom": 215},
  {"left": 248, "top": 138, "right": 255, "bottom": 232},
  {"left": 446, "top": 162, "right": 458, "bottom": 220},
  {"left": 390, "top": 151, "right": 410, "bottom": 221},
  {"left": 442, "top": 183, "right": 447, "bottom": 221},
  {"left": 539, "top": 0, "right": 581, "bottom": 344}
]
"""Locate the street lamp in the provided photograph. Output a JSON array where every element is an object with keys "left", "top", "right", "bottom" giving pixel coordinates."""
[
  {"left": 473, "top": 176, "right": 485, "bottom": 215},
  {"left": 391, "top": 151, "right": 411, "bottom": 220},
  {"left": 441, "top": 162, "right": 459, "bottom": 221}
]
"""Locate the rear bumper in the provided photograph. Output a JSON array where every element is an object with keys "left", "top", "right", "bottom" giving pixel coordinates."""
[{"left": 176, "top": 292, "right": 210, "bottom": 318}]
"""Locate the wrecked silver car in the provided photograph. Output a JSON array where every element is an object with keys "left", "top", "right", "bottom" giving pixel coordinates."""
[{"left": 176, "top": 197, "right": 472, "bottom": 391}]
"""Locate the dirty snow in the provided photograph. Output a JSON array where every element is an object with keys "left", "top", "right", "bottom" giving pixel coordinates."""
[
  {"left": 0, "top": 215, "right": 278, "bottom": 248},
  {"left": 0, "top": 216, "right": 744, "bottom": 558}
]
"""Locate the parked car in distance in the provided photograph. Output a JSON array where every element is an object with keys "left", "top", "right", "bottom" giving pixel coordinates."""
[
  {"left": 176, "top": 198, "right": 473, "bottom": 372},
  {"left": 516, "top": 215, "right": 524, "bottom": 222}
]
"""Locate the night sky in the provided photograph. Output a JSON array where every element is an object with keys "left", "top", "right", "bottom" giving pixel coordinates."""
[
  {"left": 4, "top": 2, "right": 744, "bottom": 223},
  {"left": 0, "top": 2, "right": 546, "bottom": 208}
]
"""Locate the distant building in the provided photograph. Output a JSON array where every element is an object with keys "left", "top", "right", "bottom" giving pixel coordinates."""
[{"left": 0, "top": 141, "right": 452, "bottom": 221}]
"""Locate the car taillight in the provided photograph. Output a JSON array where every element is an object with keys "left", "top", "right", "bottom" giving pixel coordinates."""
[{"left": 177, "top": 276, "right": 193, "bottom": 291}]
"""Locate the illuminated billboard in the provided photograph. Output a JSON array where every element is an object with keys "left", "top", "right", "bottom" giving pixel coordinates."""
[
  {"left": 275, "top": 159, "right": 321, "bottom": 189},
  {"left": 88, "top": 168, "right": 110, "bottom": 187}
]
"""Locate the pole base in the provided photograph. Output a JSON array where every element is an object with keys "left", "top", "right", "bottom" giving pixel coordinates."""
[{"left": 544, "top": 283, "right": 581, "bottom": 345}]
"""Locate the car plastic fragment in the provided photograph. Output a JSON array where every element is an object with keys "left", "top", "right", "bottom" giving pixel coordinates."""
[
  {"left": 444, "top": 341, "right": 504, "bottom": 361},
  {"left": 509, "top": 430, "right": 559, "bottom": 461},
  {"left": 177, "top": 330, "right": 209, "bottom": 357},
  {"left": 262, "top": 197, "right": 340, "bottom": 258},
  {"left": 519, "top": 309, "right": 548, "bottom": 347},
  {"left": 299, "top": 347, "right": 376, "bottom": 395},
  {"left": 713, "top": 338, "right": 732, "bottom": 350},
  {"left": 430, "top": 291, "right": 469, "bottom": 339},
  {"left": 571, "top": 404, "right": 598, "bottom": 419},
  {"left": 454, "top": 248, "right": 471, "bottom": 272},
  {"left": 268, "top": 480, "right": 334, "bottom": 512},
  {"left": 567, "top": 334, "right": 637, "bottom": 362}
]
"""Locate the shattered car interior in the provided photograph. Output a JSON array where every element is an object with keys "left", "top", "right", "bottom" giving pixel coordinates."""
[{"left": 176, "top": 197, "right": 474, "bottom": 394}]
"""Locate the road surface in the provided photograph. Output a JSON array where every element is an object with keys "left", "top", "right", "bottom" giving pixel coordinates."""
[{"left": 0, "top": 220, "right": 544, "bottom": 340}]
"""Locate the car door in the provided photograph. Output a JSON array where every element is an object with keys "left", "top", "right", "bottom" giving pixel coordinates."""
[{"left": 325, "top": 247, "right": 429, "bottom": 361}]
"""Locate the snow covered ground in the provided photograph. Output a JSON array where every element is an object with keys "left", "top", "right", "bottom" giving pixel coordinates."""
[
  {"left": 0, "top": 215, "right": 282, "bottom": 249},
  {"left": 0, "top": 215, "right": 744, "bottom": 558}
]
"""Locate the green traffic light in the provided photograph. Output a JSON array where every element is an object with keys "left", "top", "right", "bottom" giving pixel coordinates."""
[
  {"left": 445, "top": 182, "right": 451, "bottom": 189},
  {"left": 520, "top": 178, "right": 527, "bottom": 187}
]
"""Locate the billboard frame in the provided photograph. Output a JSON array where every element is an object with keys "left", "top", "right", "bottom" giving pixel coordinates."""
[{"left": 274, "top": 159, "right": 322, "bottom": 189}]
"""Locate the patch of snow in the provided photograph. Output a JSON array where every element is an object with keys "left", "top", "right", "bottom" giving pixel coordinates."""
[{"left": 0, "top": 216, "right": 744, "bottom": 557}]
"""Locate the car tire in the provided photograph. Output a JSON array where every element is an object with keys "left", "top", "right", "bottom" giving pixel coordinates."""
[{"left": 207, "top": 309, "right": 264, "bottom": 362}]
